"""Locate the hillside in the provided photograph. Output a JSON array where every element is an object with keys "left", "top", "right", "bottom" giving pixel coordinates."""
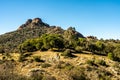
[
  {"left": 0, "top": 51, "right": 120, "bottom": 80},
  {"left": 0, "top": 18, "right": 84, "bottom": 53},
  {"left": 0, "top": 18, "right": 120, "bottom": 80}
]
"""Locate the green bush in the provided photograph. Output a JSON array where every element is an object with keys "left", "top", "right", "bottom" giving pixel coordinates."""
[
  {"left": 95, "top": 59, "right": 107, "bottom": 66},
  {"left": 98, "top": 71, "right": 112, "bottom": 80},
  {"left": 107, "top": 53, "right": 115, "bottom": 61},
  {"left": 18, "top": 53, "right": 32, "bottom": 62},
  {"left": 41, "top": 63, "right": 51, "bottom": 68},
  {"left": 62, "top": 49, "right": 73, "bottom": 57},
  {"left": 86, "top": 60, "right": 95, "bottom": 66},
  {"left": 64, "top": 63, "right": 74, "bottom": 70},
  {"left": 33, "top": 56, "right": 43, "bottom": 62},
  {"left": 113, "top": 46, "right": 120, "bottom": 61},
  {"left": 75, "top": 46, "right": 82, "bottom": 53},
  {"left": 40, "top": 47, "right": 48, "bottom": 51}
]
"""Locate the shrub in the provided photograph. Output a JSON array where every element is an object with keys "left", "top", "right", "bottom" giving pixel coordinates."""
[
  {"left": 98, "top": 70, "right": 112, "bottom": 80},
  {"left": 69, "top": 67, "right": 87, "bottom": 80},
  {"left": 62, "top": 49, "right": 73, "bottom": 57},
  {"left": 86, "top": 60, "right": 95, "bottom": 66},
  {"left": 41, "top": 63, "right": 51, "bottom": 68},
  {"left": 107, "top": 53, "right": 115, "bottom": 61},
  {"left": 113, "top": 46, "right": 120, "bottom": 61},
  {"left": 18, "top": 52, "right": 33, "bottom": 62},
  {"left": 18, "top": 54, "right": 26, "bottom": 62},
  {"left": 95, "top": 59, "right": 107, "bottom": 66},
  {"left": 40, "top": 47, "right": 48, "bottom": 51},
  {"left": 64, "top": 63, "right": 74, "bottom": 70},
  {"left": 33, "top": 56, "right": 44, "bottom": 62},
  {"left": 75, "top": 46, "right": 82, "bottom": 53}
]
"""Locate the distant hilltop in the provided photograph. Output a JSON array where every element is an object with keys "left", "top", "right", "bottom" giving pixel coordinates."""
[{"left": 18, "top": 18, "right": 49, "bottom": 30}]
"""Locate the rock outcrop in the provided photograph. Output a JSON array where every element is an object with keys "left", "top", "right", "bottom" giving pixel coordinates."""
[
  {"left": 18, "top": 18, "right": 49, "bottom": 30},
  {"left": 32, "top": 18, "right": 42, "bottom": 24},
  {"left": 25, "top": 19, "right": 32, "bottom": 25}
]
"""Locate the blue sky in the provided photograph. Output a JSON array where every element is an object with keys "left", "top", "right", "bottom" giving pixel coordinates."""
[{"left": 0, "top": 0, "right": 120, "bottom": 39}]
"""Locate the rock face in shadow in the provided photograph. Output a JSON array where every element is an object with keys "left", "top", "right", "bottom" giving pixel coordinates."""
[
  {"left": 18, "top": 18, "right": 49, "bottom": 30},
  {"left": 25, "top": 19, "right": 32, "bottom": 25}
]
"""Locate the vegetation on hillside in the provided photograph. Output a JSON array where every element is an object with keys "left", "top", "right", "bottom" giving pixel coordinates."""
[
  {"left": 0, "top": 18, "right": 120, "bottom": 80},
  {"left": 18, "top": 33, "right": 120, "bottom": 62},
  {"left": 0, "top": 18, "right": 83, "bottom": 53}
]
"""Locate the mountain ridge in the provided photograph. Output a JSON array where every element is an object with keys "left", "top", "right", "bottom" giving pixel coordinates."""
[{"left": 0, "top": 18, "right": 84, "bottom": 53}]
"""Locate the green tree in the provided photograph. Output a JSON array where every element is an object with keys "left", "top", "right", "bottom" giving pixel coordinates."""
[
  {"left": 104, "top": 43, "right": 115, "bottom": 54},
  {"left": 18, "top": 39, "right": 37, "bottom": 52},
  {"left": 113, "top": 44, "right": 120, "bottom": 61},
  {"left": 86, "top": 42, "right": 97, "bottom": 52},
  {"left": 96, "top": 41, "right": 105, "bottom": 51},
  {"left": 62, "top": 49, "right": 73, "bottom": 57},
  {"left": 42, "top": 34, "right": 64, "bottom": 50},
  {"left": 95, "top": 41, "right": 105, "bottom": 55},
  {"left": 35, "top": 38, "right": 43, "bottom": 50},
  {"left": 18, "top": 34, "right": 65, "bottom": 52},
  {"left": 78, "top": 38, "right": 86, "bottom": 50}
]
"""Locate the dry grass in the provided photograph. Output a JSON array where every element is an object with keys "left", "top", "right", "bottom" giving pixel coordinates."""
[{"left": 0, "top": 51, "right": 119, "bottom": 80}]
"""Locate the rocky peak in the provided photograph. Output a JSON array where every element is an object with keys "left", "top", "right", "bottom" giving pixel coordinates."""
[
  {"left": 25, "top": 19, "right": 32, "bottom": 25},
  {"left": 32, "top": 18, "right": 42, "bottom": 24},
  {"left": 17, "top": 18, "right": 49, "bottom": 30}
]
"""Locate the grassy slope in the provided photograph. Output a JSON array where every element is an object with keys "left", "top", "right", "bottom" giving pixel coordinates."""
[{"left": 0, "top": 51, "right": 120, "bottom": 80}]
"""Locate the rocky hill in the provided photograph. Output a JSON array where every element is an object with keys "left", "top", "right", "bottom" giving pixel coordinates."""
[
  {"left": 0, "top": 18, "right": 84, "bottom": 53},
  {"left": 1, "top": 18, "right": 120, "bottom": 80},
  {"left": 17, "top": 18, "right": 49, "bottom": 30}
]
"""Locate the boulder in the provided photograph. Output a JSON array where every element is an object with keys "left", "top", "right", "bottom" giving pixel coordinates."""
[
  {"left": 32, "top": 18, "right": 42, "bottom": 24},
  {"left": 25, "top": 19, "right": 32, "bottom": 25}
]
